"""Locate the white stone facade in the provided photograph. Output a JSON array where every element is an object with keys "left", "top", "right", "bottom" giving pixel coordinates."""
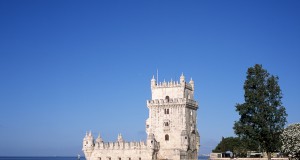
[{"left": 83, "top": 74, "right": 200, "bottom": 160}]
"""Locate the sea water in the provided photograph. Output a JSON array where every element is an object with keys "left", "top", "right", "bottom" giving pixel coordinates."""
[
  {"left": 0, "top": 156, "right": 209, "bottom": 160},
  {"left": 0, "top": 157, "right": 86, "bottom": 160}
]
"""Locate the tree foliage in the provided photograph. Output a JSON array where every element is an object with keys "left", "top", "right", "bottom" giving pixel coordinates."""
[
  {"left": 213, "top": 137, "right": 241, "bottom": 153},
  {"left": 281, "top": 123, "right": 300, "bottom": 159},
  {"left": 213, "top": 137, "right": 258, "bottom": 157},
  {"left": 233, "top": 64, "right": 287, "bottom": 159}
]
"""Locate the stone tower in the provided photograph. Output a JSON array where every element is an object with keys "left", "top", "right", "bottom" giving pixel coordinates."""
[
  {"left": 146, "top": 73, "right": 200, "bottom": 159},
  {"left": 82, "top": 73, "right": 200, "bottom": 160},
  {"left": 82, "top": 131, "right": 95, "bottom": 158}
]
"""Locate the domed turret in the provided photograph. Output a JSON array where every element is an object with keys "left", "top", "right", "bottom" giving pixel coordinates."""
[
  {"left": 180, "top": 73, "right": 185, "bottom": 85},
  {"left": 189, "top": 77, "right": 194, "bottom": 89},
  {"left": 117, "top": 133, "right": 124, "bottom": 143},
  {"left": 82, "top": 131, "right": 94, "bottom": 160},
  {"left": 151, "top": 75, "right": 156, "bottom": 88},
  {"left": 96, "top": 133, "right": 103, "bottom": 143}
]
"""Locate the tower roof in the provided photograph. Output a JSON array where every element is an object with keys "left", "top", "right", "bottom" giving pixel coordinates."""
[{"left": 189, "top": 77, "right": 194, "bottom": 83}]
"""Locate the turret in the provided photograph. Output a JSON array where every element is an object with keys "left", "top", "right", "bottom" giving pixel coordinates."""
[
  {"left": 189, "top": 77, "right": 194, "bottom": 89},
  {"left": 180, "top": 73, "right": 185, "bottom": 85},
  {"left": 147, "top": 133, "right": 159, "bottom": 151},
  {"left": 151, "top": 75, "right": 156, "bottom": 88},
  {"left": 82, "top": 131, "right": 94, "bottom": 160},
  {"left": 96, "top": 133, "right": 103, "bottom": 143},
  {"left": 117, "top": 133, "right": 124, "bottom": 143}
]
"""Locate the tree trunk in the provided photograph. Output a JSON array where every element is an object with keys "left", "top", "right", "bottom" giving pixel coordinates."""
[{"left": 267, "top": 152, "right": 271, "bottom": 160}]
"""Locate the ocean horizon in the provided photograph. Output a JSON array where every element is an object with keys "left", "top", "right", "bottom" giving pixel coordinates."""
[
  {"left": 0, "top": 157, "right": 85, "bottom": 160},
  {"left": 0, "top": 156, "right": 209, "bottom": 160}
]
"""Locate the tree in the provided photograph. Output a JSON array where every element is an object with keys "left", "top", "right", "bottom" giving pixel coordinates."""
[
  {"left": 233, "top": 64, "right": 287, "bottom": 160},
  {"left": 281, "top": 123, "right": 300, "bottom": 160},
  {"left": 213, "top": 137, "right": 258, "bottom": 157}
]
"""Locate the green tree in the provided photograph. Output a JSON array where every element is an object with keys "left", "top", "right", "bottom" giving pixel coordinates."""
[
  {"left": 233, "top": 64, "right": 287, "bottom": 160},
  {"left": 281, "top": 123, "right": 300, "bottom": 160},
  {"left": 213, "top": 137, "right": 258, "bottom": 157}
]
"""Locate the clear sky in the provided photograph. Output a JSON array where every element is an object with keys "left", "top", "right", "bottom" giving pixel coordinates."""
[{"left": 0, "top": 0, "right": 300, "bottom": 156}]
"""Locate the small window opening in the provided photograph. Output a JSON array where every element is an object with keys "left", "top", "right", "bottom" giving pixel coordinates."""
[
  {"left": 165, "top": 122, "right": 169, "bottom": 126},
  {"left": 165, "top": 96, "right": 170, "bottom": 102},
  {"left": 165, "top": 134, "right": 169, "bottom": 141},
  {"left": 185, "top": 137, "right": 187, "bottom": 139},
  {"left": 146, "top": 125, "right": 149, "bottom": 128},
  {"left": 164, "top": 109, "right": 169, "bottom": 114}
]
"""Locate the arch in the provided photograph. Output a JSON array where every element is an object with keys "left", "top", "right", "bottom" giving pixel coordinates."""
[
  {"left": 165, "top": 96, "right": 170, "bottom": 102},
  {"left": 164, "top": 108, "right": 169, "bottom": 114},
  {"left": 165, "top": 134, "right": 169, "bottom": 141},
  {"left": 165, "top": 122, "right": 169, "bottom": 126}
]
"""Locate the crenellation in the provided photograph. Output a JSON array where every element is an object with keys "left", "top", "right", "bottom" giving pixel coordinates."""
[
  {"left": 94, "top": 140, "right": 149, "bottom": 150},
  {"left": 147, "top": 98, "right": 197, "bottom": 108},
  {"left": 83, "top": 73, "right": 200, "bottom": 160}
]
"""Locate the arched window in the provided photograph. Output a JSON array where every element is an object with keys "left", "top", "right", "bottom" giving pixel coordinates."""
[
  {"left": 165, "top": 122, "right": 169, "bottom": 126},
  {"left": 165, "top": 134, "right": 169, "bottom": 141},
  {"left": 164, "top": 109, "right": 169, "bottom": 114},
  {"left": 165, "top": 96, "right": 170, "bottom": 102}
]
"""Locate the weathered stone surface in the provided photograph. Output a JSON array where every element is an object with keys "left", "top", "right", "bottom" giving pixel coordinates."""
[{"left": 82, "top": 74, "right": 200, "bottom": 160}]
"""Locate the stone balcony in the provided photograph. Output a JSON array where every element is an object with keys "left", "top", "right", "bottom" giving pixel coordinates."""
[{"left": 147, "top": 98, "right": 198, "bottom": 109}]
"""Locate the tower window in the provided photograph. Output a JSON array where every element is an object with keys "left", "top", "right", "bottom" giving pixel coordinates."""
[
  {"left": 165, "top": 134, "right": 169, "bottom": 141},
  {"left": 164, "top": 122, "right": 169, "bottom": 126},
  {"left": 165, "top": 96, "right": 170, "bottom": 102},
  {"left": 164, "top": 109, "right": 169, "bottom": 114}
]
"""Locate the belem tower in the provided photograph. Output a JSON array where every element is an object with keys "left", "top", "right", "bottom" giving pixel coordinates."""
[{"left": 82, "top": 74, "right": 200, "bottom": 160}]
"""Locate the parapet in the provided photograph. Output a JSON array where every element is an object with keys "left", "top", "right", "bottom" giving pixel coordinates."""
[
  {"left": 152, "top": 80, "right": 193, "bottom": 90},
  {"left": 94, "top": 141, "right": 148, "bottom": 150},
  {"left": 147, "top": 98, "right": 198, "bottom": 108}
]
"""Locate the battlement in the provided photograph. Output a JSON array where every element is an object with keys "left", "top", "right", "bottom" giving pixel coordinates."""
[
  {"left": 94, "top": 141, "right": 148, "bottom": 150},
  {"left": 147, "top": 98, "right": 198, "bottom": 108},
  {"left": 152, "top": 80, "right": 193, "bottom": 89},
  {"left": 150, "top": 73, "right": 195, "bottom": 100},
  {"left": 84, "top": 132, "right": 160, "bottom": 152},
  {"left": 82, "top": 73, "right": 200, "bottom": 160}
]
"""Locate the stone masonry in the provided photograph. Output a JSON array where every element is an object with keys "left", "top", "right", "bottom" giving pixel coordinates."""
[{"left": 82, "top": 73, "right": 200, "bottom": 160}]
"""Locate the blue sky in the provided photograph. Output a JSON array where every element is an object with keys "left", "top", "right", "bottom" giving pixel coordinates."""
[{"left": 0, "top": 0, "right": 300, "bottom": 156}]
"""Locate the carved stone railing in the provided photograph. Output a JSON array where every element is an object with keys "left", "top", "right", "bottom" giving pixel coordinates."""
[
  {"left": 94, "top": 141, "right": 148, "bottom": 150},
  {"left": 147, "top": 98, "right": 198, "bottom": 107},
  {"left": 153, "top": 81, "right": 193, "bottom": 89}
]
